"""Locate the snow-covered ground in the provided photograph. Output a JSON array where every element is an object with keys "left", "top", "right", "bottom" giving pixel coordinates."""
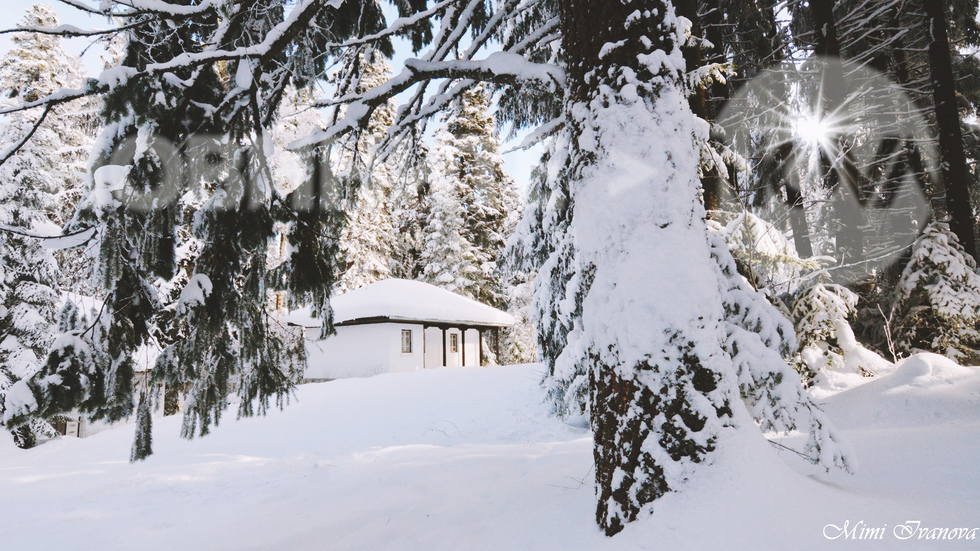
[{"left": 1, "top": 356, "right": 977, "bottom": 550}]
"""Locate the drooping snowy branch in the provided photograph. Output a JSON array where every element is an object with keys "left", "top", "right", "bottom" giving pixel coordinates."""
[{"left": 296, "top": 54, "right": 563, "bottom": 149}]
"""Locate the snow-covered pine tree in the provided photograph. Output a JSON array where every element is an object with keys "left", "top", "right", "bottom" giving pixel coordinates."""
[
  {"left": 502, "top": 153, "right": 552, "bottom": 368},
  {"left": 0, "top": 4, "right": 100, "bottom": 294},
  {"left": 421, "top": 145, "right": 481, "bottom": 295},
  {"left": 559, "top": 1, "right": 740, "bottom": 534},
  {"left": 0, "top": 3, "right": 95, "bottom": 223},
  {"left": 335, "top": 49, "right": 398, "bottom": 293},
  {"left": 0, "top": 3, "right": 89, "bottom": 447},
  {"left": 389, "top": 155, "right": 431, "bottom": 281},
  {"left": 891, "top": 222, "right": 980, "bottom": 364},
  {"left": 27, "top": 299, "right": 99, "bottom": 419},
  {"left": 422, "top": 86, "right": 521, "bottom": 308},
  {"left": 499, "top": 269, "right": 537, "bottom": 365},
  {"left": 791, "top": 282, "right": 859, "bottom": 383}
]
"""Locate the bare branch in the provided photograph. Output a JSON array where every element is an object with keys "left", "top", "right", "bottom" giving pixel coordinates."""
[
  {"left": 0, "top": 85, "right": 100, "bottom": 116},
  {"left": 0, "top": 21, "right": 145, "bottom": 38}
]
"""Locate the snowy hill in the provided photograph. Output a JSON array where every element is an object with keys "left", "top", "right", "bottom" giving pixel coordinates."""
[{"left": 1, "top": 359, "right": 977, "bottom": 550}]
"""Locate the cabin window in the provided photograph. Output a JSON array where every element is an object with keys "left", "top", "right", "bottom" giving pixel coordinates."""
[
  {"left": 401, "top": 329, "right": 413, "bottom": 353},
  {"left": 450, "top": 333, "right": 458, "bottom": 353}
]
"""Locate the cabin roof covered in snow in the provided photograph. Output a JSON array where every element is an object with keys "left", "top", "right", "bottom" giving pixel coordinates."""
[{"left": 286, "top": 279, "right": 515, "bottom": 328}]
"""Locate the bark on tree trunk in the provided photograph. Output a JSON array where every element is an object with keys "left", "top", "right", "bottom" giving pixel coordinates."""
[
  {"left": 559, "top": 0, "right": 735, "bottom": 536},
  {"left": 777, "top": 142, "right": 814, "bottom": 257},
  {"left": 924, "top": 1, "right": 978, "bottom": 261},
  {"left": 677, "top": 0, "right": 724, "bottom": 215}
]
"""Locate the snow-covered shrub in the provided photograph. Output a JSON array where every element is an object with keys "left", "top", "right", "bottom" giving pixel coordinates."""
[
  {"left": 891, "top": 222, "right": 980, "bottom": 365},
  {"left": 791, "top": 281, "right": 892, "bottom": 389}
]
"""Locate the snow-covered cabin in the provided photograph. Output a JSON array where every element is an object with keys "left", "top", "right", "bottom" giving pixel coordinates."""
[{"left": 288, "top": 279, "right": 515, "bottom": 380}]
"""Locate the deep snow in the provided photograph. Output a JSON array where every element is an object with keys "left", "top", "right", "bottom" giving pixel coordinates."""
[{"left": 0, "top": 357, "right": 977, "bottom": 550}]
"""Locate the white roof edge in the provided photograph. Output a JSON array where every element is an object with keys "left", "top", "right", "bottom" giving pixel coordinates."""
[{"left": 291, "top": 316, "right": 514, "bottom": 329}]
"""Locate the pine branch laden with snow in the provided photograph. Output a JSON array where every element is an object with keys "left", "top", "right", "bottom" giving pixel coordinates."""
[
  {"left": 708, "top": 225, "right": 852, "bottom": 472},
  {"left": 789, "top": 277, "right": 894, "bottom": 393},
  {"left": 791, "top": 283, "right": 859, "bottom": 382},
  {"left": 892, "top": 222, "right": 980, "bottom": 365},
  {"left": 715, "top": 211, "right": 819, "bottom": 295},
  {"left": 506, "top": 140, "right": 585, "bottom": 418}
]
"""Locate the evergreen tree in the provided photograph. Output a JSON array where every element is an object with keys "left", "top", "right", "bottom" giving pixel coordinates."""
[
  {"left": 892, "top": 222, "right": 980, "bottom": 364},
  {"left": 0, "top": 3, "right": 88, "bottom": 447},
  {"left": 17, "top": 0, "right": 391, "bottom": 457},
  {"left": 389, "top": 158, "right": 431, "bottom": 281},
  {"left": 499, "top": 269, "right": 537, "bottom": 366},
  {"left": 791, "top": 282, "right": 861, "bottom": 383},
  {"left": 559, "top": 1, "right": 734, "bottom": 534},
  {"left": 335, "top": 49, "right": 398, "bottom": 293},
  {"left": 422, "top": 86, "right": 521, "bottom": 308},
  {"left": 924, "top": 1, "right": 978, "bottom": 261}
]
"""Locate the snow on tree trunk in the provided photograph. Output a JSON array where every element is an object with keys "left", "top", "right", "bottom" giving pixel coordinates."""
[{"left": 560, "top": 0, "right": 739, "bottom": 535}]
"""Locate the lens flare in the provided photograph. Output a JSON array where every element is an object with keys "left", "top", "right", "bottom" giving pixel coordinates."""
[{"left": 794, "top": 113, "right": 831, "bottom": 148}]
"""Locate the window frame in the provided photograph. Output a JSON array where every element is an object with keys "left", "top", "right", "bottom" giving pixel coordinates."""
[
  {"left": 450, "top": 332, "right": 459, "bottom": 353},
  {"left": 401, "top": 329, "right": 413, "bottom": 354}
]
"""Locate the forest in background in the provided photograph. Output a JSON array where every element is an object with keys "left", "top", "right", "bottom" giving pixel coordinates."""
[{"left": 0, "top": 0, "right": 977, "bottom": 536}]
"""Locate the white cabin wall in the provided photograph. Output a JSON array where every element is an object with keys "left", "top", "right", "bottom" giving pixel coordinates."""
[
  {"left": 424, "top": 327, "right": 443, "bottom": 368},
  {"left": 387, "top": 323, "right": 424, "bottom": 373},
  {"left": 463, "top": 328, "right": 480, "bottom": 367},
  {"left": 304, "top": 324, "right": 392, "bottom": 379}
]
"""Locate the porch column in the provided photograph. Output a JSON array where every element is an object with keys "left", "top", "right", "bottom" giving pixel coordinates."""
[
  {"left": 461, "top": 328, "right": 466, "bottom": 366},
  {"left": 494, "top": 328, "right": 500, "bottom": 362},
  {"left": 442, "top": 327, "right": 447, "bottom": 367}
]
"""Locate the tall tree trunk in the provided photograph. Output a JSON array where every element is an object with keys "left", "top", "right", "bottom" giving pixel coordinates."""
[
  {"left": 777, "top": 142, "right": 814, "bottom": 257},
  {"left": 924, "top": 1, "right": 978, "bottom": 261},
  {"left": 810, "top": 0, "right": 865, "bottom": 266},
  {"left": 559, "top": 0, "right": 736, "bottom": 536},
  {"left": 677, "top": 0, "right": 722, "bottom": 215}
]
